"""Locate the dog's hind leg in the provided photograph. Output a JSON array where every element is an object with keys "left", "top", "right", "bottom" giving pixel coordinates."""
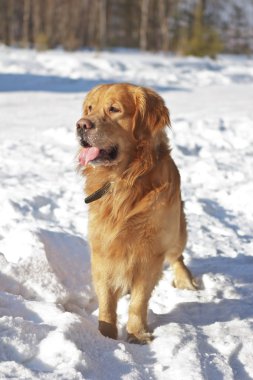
[{"left": 171, "top": 256, "right": 198, "bottom": 290}]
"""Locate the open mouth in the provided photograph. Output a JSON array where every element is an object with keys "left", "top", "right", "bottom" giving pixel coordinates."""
[{"left": 79, "top": 140, "right": 118, "bottom": 166}]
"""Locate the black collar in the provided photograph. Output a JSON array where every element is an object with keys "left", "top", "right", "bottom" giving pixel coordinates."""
[{"left": 84, "top": 182, "right": 111, "bottom": 204}]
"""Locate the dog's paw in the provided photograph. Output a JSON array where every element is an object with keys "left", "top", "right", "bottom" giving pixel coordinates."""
[
  {"left": 172, "top": 276, "right": 198, "bottom": 291},
  {"left": 99, "top": 321, "right": 118, "bottom": 340},
  {"left": 172, "top": 259, "right": 198, "bottom": 291},
  {"left": 127, "top": 331, "right": 154, "bottom": 345}
]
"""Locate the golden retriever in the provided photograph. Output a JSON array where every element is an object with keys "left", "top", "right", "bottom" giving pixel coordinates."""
[{"left": 76, "top": 83, "right": 197, "bottom": 344}]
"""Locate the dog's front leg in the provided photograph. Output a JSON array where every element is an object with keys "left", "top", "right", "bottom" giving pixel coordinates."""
[
  {"left": 97, "top": 286, "right": 118, "bottom": 340},
  {"left": 98, "top": 289, "right": 118, "bottom": 340},
  {"left": 92, "top": 266, "right": 119, "bottom": 340},
  {"left": 127, "top": 258, "right": 163, "bottom": 344}
]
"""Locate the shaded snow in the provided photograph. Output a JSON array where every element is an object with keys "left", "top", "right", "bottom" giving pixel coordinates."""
[{"left": 0, "top": 46, "right": 252, "bottom": 379}]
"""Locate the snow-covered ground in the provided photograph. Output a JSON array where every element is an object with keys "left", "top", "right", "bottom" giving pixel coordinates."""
[{"left": 0, "top": 45, "right": 252, "bottom": 380}]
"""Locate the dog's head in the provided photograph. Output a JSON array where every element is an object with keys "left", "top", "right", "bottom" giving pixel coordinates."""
[{"left": 77, "top": 83, "right": 170, "bottom": 181}]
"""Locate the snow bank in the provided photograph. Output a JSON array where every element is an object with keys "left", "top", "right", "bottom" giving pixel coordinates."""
[{"left": 0, "top": 46, "right": 252, "bottom": 379}]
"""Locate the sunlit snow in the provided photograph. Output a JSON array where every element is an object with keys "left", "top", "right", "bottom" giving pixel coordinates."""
[{"left": 0, "top": 46, "right": 252, "bottom": 380}]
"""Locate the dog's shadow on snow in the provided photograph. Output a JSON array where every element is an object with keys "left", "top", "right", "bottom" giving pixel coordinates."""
[
  {"left": 152, "top": 252, "right": 253, "bottom": 329},
  {"left": 150, "top": 297, "right": 253, "bottom": 329},
  {"left": 150, "top": 253, "right": 253, "bottom": 379},
  {"left": 150, "top": 295, "right": 253, "bottom": 380}
]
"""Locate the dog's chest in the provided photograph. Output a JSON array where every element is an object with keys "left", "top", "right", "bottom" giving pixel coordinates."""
[{"left": 88, "top": 200, "right": 166, "bottom": 258}]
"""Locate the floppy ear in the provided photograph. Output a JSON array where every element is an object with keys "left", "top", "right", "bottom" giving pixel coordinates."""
[
  {"left": 122, "top": 140, "right": 154, "bottom": 186},
  {"left": 133, "top": 87, "right": 170, "bottom": 138},
  {"left": 124, "top": 87, "right": 170, "bottom": 186}
]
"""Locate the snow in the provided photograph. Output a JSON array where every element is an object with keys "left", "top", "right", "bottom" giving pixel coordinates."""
[{"left": 0, "top": 45, "right": 253, "bottom": 379}]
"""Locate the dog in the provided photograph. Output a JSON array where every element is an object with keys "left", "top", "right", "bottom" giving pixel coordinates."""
[{"left": 76, "top": 83, "right": 197, "bottom": 344}]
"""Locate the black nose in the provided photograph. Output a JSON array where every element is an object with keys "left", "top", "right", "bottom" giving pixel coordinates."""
[{"left": 76, "top": 118, "right": 95, "bottom": 131}]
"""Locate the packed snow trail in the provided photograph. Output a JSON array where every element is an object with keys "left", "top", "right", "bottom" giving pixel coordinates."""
[{"left": 0, "top": 46, "right": 253, "bottom": 379}]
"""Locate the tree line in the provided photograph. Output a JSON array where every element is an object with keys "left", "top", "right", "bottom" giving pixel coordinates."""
[{"left": 0, "top": 0, "right": 252, "bottom": 56}]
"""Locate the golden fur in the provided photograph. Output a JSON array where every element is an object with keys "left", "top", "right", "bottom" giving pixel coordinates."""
[{"left": 77, "top": 83, "right": 197, "bottom": 344}]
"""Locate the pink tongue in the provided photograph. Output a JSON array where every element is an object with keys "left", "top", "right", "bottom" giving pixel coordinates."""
[{"left": 79, "top": 147, "right": 100, "bottom": 166}]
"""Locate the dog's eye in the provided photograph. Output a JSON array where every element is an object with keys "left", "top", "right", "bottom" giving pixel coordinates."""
[
  {"left": 109, "top": 106, "right": 120, "bottom": 113},
  {"left": 88, "top": 105, "right": 92, "bottom": 112}
]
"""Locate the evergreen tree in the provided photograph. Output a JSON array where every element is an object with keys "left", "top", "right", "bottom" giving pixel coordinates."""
[{"left": 187, "top": 0, "right": 223, "bottom": 58}]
